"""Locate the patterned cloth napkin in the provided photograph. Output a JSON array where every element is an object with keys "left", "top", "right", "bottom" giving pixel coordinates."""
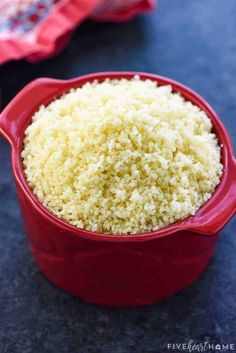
[{"left": 0, "top": 0, "right": 155, "bottom": 64}]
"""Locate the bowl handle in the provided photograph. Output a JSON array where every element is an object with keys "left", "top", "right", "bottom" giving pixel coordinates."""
[
  {"left": 0, "top": 78, "right": 66, "bottom": 147},
  {"left": 185, "top": 156, "right": 236, "bottom": 235}
]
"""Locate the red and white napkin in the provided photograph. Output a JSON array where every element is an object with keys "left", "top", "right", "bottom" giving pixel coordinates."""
[{"left": 0, "top": 0, "right": 156, "bottom": 64}]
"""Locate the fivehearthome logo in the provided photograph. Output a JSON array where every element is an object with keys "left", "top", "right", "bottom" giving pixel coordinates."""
[{"left": 167, "top": 340, "right": 235, "bottom": 352}]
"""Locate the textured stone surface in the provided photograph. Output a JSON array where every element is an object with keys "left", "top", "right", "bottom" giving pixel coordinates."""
[{"left": 0, "top": 1, "right": 236, "bottom": 352}]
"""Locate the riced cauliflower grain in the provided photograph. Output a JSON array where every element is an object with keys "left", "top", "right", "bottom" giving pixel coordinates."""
[{"left": 22, "top": 77, "right": 223, "bottom": 234}]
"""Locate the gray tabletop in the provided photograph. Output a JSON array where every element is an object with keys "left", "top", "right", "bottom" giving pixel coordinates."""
[{"left": 0, "top": 1, "right": 236, "bottom": 352}]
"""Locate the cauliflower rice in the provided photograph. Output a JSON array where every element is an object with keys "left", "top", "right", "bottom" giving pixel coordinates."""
[{"left": 22, "top": 77, "right": 223, "bottom": 234}]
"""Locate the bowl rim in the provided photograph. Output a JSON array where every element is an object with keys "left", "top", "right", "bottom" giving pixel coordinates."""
[{"left": 5, "top": 71, "right": 236, "bottom": 242}]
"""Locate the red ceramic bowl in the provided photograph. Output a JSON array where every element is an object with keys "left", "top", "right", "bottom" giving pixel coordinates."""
[{"left": 0, "top": 72, "right": 236, "bottom": 307}]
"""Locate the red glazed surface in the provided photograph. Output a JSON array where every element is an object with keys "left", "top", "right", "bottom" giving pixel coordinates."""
[{"left": 0, "top": 72, "right": 236, "bottom": 307}]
